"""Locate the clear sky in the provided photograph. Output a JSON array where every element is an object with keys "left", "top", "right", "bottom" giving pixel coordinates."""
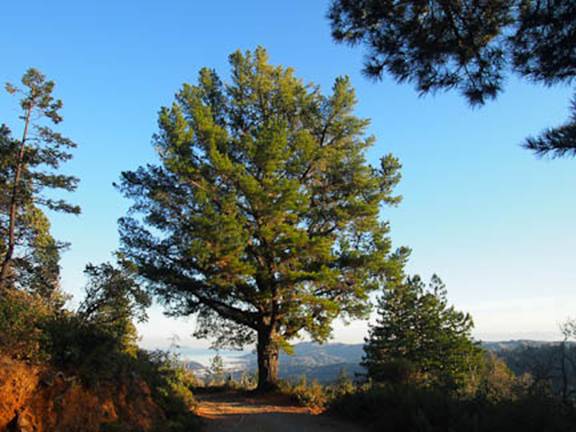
[{"left": 2, "top": 0, "right": 575, "bottom": 349}]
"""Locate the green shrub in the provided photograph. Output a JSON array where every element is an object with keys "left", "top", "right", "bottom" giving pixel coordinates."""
[
  {"left": 0, "top": 289, "right": 51, "bottom": 360},
  {"left": 39, "top": 313, "right": 132, "bottom": 385},
  {"left": 281, "top": 376, "right": 329, "bottom": 410},
  {"left": 134, "top": 350, "right": 197, "bottom": 416},
  {"left": 330, "top": 384, "right": 576, "bottom": 432},
  {"left": 231, "top": 370, "right": 257, "bottom": 390},
  {"left": 333, "top": 369, "right": 356, "bottom": 398}
]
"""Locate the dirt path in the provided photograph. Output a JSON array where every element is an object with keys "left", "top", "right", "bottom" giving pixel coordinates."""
[{"left": 196, "top": 391, "right": 363, "bottom": 432}]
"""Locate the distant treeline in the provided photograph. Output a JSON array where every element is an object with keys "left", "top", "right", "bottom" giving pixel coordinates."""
[{"left": 494, "top": 342, "right": 576, "bottom": 402}]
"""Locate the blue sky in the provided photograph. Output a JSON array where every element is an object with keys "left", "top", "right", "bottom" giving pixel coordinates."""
[{"left": 2, "top": 0, "right": 575, "bottom": 349}]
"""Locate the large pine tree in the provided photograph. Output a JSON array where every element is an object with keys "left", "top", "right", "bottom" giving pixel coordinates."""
[{"left": 118, "top": 47, "right": 407, "bottom": 390}]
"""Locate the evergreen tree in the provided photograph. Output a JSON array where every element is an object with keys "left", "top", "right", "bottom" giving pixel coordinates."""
[
  {"left": 0, "top": 69, "right": 79, "bottom": 293},
  {"left": 329, "top": 0, "right": 576, "bottom": 158},
  {"left": 362, "top": 274, "right": 483, "bottom": 390},
  {"left": 117, "top": 47, "right": 407, "bottom": 390}
]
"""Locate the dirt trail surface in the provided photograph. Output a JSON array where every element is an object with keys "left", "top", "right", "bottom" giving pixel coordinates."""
[{"left": 196, "top": 391, "right": 364, "bottom": 432}]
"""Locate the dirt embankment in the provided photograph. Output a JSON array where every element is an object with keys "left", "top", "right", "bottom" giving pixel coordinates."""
[
  {"left": 197, "top": 391, "right": 363, "bottom": 432},
  {"left": 0, "top": 356, "right": 164, "bottom": 432}
]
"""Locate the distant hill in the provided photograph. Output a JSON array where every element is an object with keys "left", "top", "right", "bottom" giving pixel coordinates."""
[
  {"left": 242, "top": 342, "right": 363, "bottom": 365},
  {"left": 183, "top": 340, "right": 570, "bottom": 384},
  {"left": 481, "top": 340, "right": 561, "bottom": 352},
  {"left": 279, "top": 342, "right": 364, "bottom": 367},
  {"left": 181, "top": 360, "right": 206, "bottom": 372},
  {"left": 270, "top": 340, "right": 567, "bottom": 383},
  {"left": 237, "top": 342, "right": 364, "bottom": 383}
]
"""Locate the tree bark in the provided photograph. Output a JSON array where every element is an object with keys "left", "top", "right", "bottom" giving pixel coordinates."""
[{"left": 256, "top": 326, "right": 279, "bottom": 392}]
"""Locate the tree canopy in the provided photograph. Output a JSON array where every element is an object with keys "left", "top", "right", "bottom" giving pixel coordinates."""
[
  {"left": 118, "top": 47, "right": 407, "bottom": 390},
  {"left": 362, "top": 274, "right": 483, "bottom": 390},
  {"left": 78, "top": 261, "right": 151, "bottom": 350},
  {"left": 329, "top": 0, "right": 576, "bottom": 158},
  {"left": 0, "top": 69, "right": 79, "bottom": 298}
]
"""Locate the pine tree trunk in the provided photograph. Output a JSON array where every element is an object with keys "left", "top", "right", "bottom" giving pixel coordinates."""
[{"left": 256, "top": 327, "right": 279, "bottom": 392}]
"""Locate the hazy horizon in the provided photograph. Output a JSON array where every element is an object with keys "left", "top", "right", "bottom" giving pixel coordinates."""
[{"left": 136, "top": 296, "right": 574, "bottom": 352}]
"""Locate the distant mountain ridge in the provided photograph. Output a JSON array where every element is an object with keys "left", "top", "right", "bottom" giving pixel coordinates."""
[
  {"left": 480, "top": 340, "right": 565, "bottom": 351},
  {"left": 180, "top": 340, "right": 567, "bottom": 383},
  {"left": 240, "top": 342, "right": 364, "bottom": 383}
]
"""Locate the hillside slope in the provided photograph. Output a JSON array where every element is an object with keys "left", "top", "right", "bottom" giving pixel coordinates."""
[{"left": 0, "top": 356, "right": 164, "bottom": 432}]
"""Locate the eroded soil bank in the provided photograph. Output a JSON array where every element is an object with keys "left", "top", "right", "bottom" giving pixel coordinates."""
[{"left": 0, "top": 356, "right": 163, "bottom": 432}]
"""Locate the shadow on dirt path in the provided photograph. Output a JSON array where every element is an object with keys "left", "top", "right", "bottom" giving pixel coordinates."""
[{"left": 196, "top": 391, "right": 363, "bottom": 432}]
